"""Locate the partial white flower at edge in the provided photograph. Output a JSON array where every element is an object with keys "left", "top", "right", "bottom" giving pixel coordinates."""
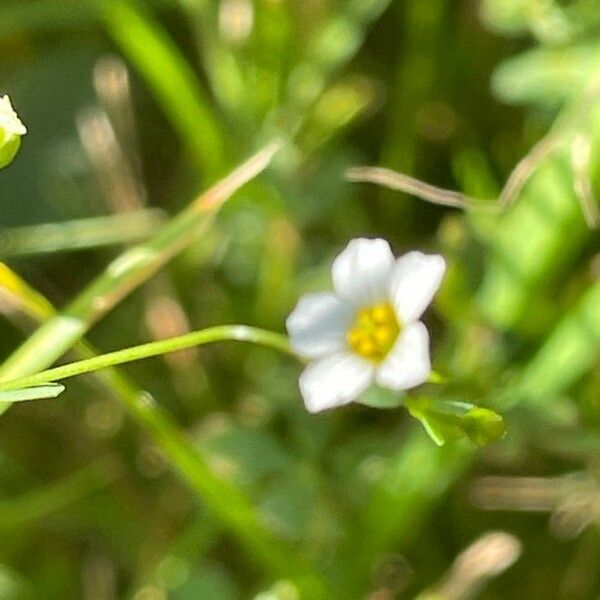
[
  {"left": 0, "top": 95, "right": 27, "bottom": 139},
  {"left": 286, "top": 238, "right": 446, "bottom": 413}
]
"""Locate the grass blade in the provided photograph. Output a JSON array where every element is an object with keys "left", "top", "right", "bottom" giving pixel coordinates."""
[
  {"left": 101, "top": 0, "right": 227, "bottom": 175},
  {"left": 0, "top": 210, "right": 165, "bottom": 257},
  {"left": 0, "top": 262, "right": 330, "bottom": 597},
  {"left": 0, "top": 142, "right": 280, "bottom": 404},
  {"left": 0, "top": 383, "right": 64, "bottom": 402}
]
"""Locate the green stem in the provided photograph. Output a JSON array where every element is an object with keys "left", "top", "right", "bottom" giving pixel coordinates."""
[
  {"left": 0, "top": 141, "right": 280, "bottom": 409},
  {"left": 0, "top": 264, "right": 330, "bottom": 598},
  {"left": 0, "top": 326, "right": 293, "bottom": 393},
  {"left": 0, "top": 209, "right": 165, "bottom": 257}
]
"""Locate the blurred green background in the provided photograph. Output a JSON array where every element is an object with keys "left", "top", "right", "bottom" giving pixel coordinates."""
[{"left": 1, "top": 0, "right": 600, "bottom": 598}]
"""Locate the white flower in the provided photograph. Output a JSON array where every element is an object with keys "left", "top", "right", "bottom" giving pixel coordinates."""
[
  {"left": 286, "top": 238, "right": 446, "bottom": 413},
  {"left": 0, "top": 96, "right": 26, "bottom": 138}
]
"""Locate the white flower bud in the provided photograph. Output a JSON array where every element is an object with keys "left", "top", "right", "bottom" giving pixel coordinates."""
[{"left": 0, "top": 95, "right": 27, "bottom": 169}]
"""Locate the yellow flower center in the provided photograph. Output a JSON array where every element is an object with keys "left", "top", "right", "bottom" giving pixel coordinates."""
[{"left": 346, "top": 302, "right": 401, "bottom": 362}]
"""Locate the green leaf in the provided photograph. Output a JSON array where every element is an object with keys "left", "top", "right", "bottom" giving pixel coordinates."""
[
  {"left": 492, "top": 44, "right": 600, "bottom": 107},
  {"left": 405, "top": 398, "right": 464, "bottom": 446},
  {"left": 480, "top": 0, "right": 531, "bottom": 35},
  {"left": 412, "top": 412, "right": 462, "bottom": 447},
  {"left": 405, "top": 397, "right": 506, "bottom": 447},
  {"left": 356, "top": 385, "right": 405, "bottom": 409},
  {"left": 506, "top": 278, "right": 600, "bottom": 409},
  {"left": 0, "top": 383, "right": 65, "bottom": 402}
]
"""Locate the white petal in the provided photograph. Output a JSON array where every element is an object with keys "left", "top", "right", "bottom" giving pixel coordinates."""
[
  {"left": 332, "top": 238, "right": 395, "bottom": 306},
  {"left": 0, "top": 95, "right": 26, "bottom": 136},
  {"left": 388, "top": 252, "right": 445, "bottom": 323},
  {"left": 286, "top": 292, "right": 353, "bottom": 358},
  {"left": 376, "top": 321, "right": 431, "bottom": 390},
  {"left": 299, "top": 352, "right": 374, "bottom": 413}
]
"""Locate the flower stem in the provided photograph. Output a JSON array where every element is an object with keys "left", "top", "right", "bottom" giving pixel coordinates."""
[
  {"left": 0, "top": 326, "right": 293, "bottom": 393},
  {"left": 0, "top": 141, "right": 280, "bottom": 411},
  {"left": 0, "top": 263, "right": 330, "bottom": 598}
]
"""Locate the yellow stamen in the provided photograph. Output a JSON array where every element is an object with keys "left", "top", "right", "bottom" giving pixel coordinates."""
[
  {"left": 373, "top": 327, "right": 393, "bottom": 345},
  {"left": 371, "top": 304, "right": 395, "bottom": 325},
  {"left": 346, "top": 302, "right": 401, "bottom": 362}
]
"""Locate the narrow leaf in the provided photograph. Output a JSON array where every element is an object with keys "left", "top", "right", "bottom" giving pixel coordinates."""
[{"left": 0, "top": 383, "right": 65, "bottom": 402}]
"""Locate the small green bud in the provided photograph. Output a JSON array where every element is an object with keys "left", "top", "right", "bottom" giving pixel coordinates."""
[
  {"left": 405, "top": 397, "right": 506, "bottom": 447},
  {"left": 463, "top": 407, "right": 506, "bottom": 446},
  {"left": 0, "top": 95, "right": 27, "bottom": 169}
]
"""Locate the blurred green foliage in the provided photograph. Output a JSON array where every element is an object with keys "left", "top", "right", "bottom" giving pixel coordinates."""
[{"left": 0, "top": 0, "right": 600, "bottom": 599}]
